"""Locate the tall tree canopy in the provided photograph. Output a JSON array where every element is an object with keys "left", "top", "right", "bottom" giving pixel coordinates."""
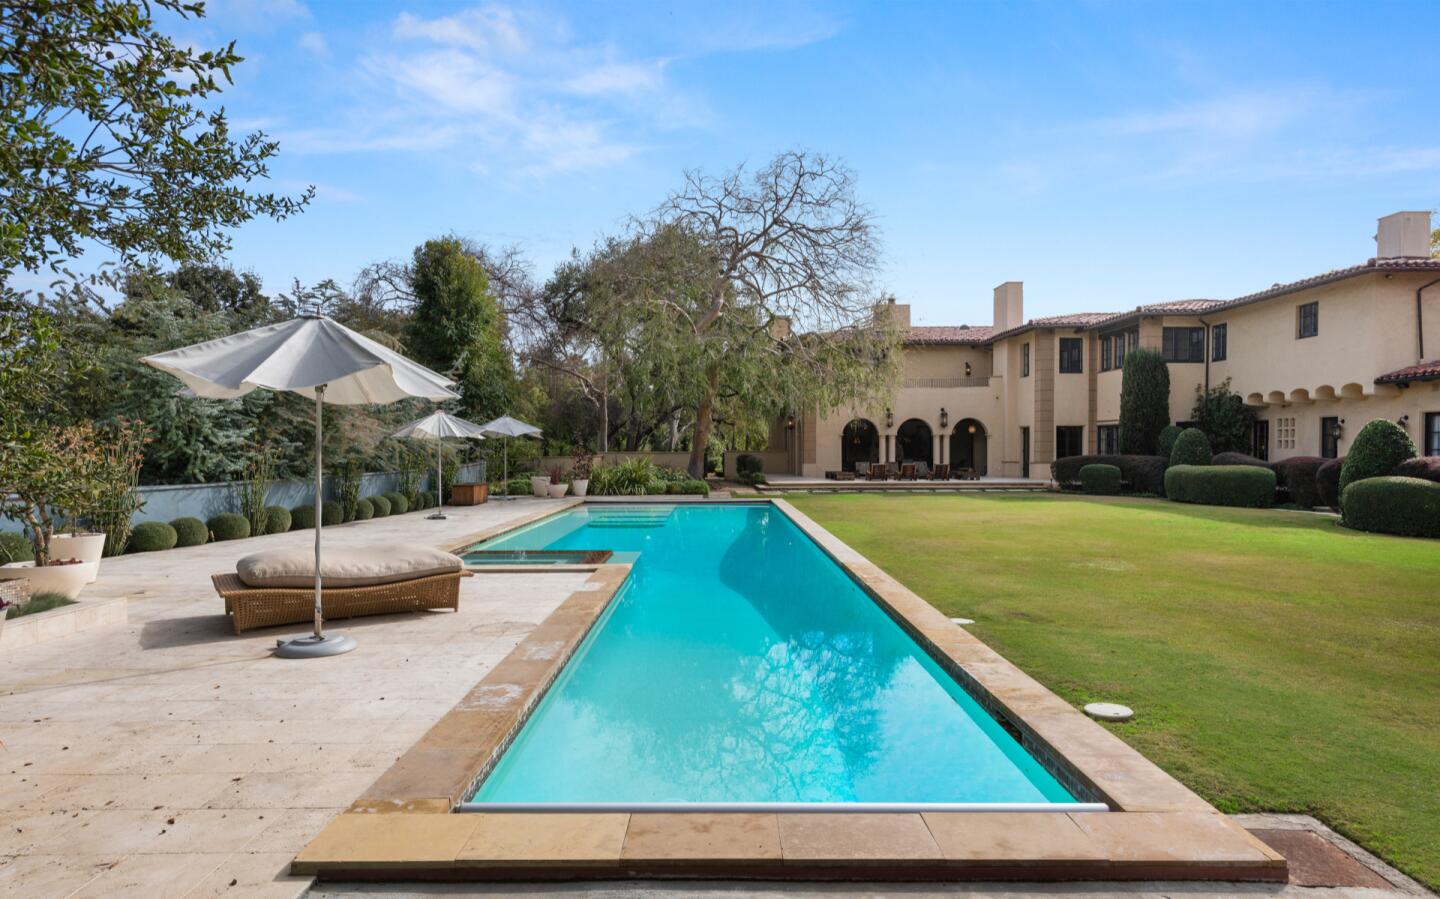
[{"left": 0, "top": 0, "right": 311, "bottom": 277}]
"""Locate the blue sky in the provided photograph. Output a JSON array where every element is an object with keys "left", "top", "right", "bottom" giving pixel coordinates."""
[{"left": 158, "top": 0, "right": 1440, "bottom": 325}]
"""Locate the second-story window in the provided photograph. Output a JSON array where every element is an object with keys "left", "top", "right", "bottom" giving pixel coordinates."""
[
  {"left": 1297, "top": 302, "right": 1319, "bottom": 339},
  {"left": 1113, "top": 333, "right": 1127, "bottom": 369},
  {"left": 1162, "top": 327, "right": 1205, "bottom": 363},
  {"left": 1021, "top": 342, "right": 1030, "bottom": 377},
  {"left": 1212, "top": 323, "right": 1227, "bottom": 361},
  {"left": 1101, "top": 334, "right": 1112, "bottom": 371},
  {"left": 1059, "top": 337, "right": 1083, "bottom": 373}
]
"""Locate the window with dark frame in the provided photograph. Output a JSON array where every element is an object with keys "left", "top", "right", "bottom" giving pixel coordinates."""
[
  {"left": 1055, "top": 426, "right": 1084, "bottom": 459},
  {"left": 1161, "top": 326, "right": 1205, "bottom": 363},
  {"left": 1059, "top": 337, "right": 1084, "bottom": 373},
  {"left": 1114, "top": 333, "right": 1129, "bottom": 369},
  {"left": 1425, "top": 412, "right": 1440, "bottom": 456},
  {"left": 1098, "top": 424, "right": 1119, "bottom": 454},
  {"left": 1297, "top": 302, "right": 1319, "bottom": 339},
  {"left": 1251, "top": 420, "right": 1269, "bottom": 461},
  {"left": 1022, "top": 342, "right": 1030, "bottom": 377},
  {"left": 1212, "top": 323, "right": 1227, "bottom": 361},
  {"left": 1101, "top": 335, "right": 1112, "bottom": 371},
  {"left": 1321, "top": 416, "right": 1339, "bottom": 459}
]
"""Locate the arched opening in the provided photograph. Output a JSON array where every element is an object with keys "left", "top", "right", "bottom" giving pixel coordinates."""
[
  {"left": 950, "top": 419, "right": 988, "bottom": 475},
  {"left": 895, "top": 418, "right": 933, "bottom": 465},
  {"left": 841, "top": 418, "right": 879, "bottom": 471}
]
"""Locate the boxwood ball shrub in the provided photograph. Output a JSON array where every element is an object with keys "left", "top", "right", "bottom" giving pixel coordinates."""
[
  {"left": 1340, "top": 419, "right": 1416, "bottom": 494},
  {"left": 736, "top": 453, "right": 763, "bottom": 477},
  {"left": 1341, "top": 476, "right": 1440, "bottom": 538},
  {"left": 1272, "top": 456, "right": 1326, "bottom": 509},
  {"left": 354, "top": 498, "right": 374, "bottom": 520},
  {"left": 128, "top": 521, "right": 178, "bottom": 553},
  {"left": 0, "top": 532, "right": 34, "bottom": 564},
  {"left": 1157, "top": 424, "right": 1183, "bottom": 460},
  {"left": 321, "top": 500, "right": 343, "bottom": 526},
  {"left": 263, "top": 506, "right": 291, "bottom": 535},
  {"left": 1079, "top": 463, "right": 1122, "bottom": 495},
  {"left": 1316, "top": 457, "right": 1344, "bottom": 511},
  {"left": 1165, "top": 464, "right": 1275, "bottom": 508},
  {"left": 290, "top": 504, "right": 316, "bottom": 529},
  {"left": 1391, "top": 456, "right": 1440, "bottom": 484},
  {"left": 1169, "top": 427, "right": 1213, "bottom": 467},
  {"left": 207, "top": 513, "right": 251, "bottom": 541},
  {"left": 170, "top": 517, "right": 209, "bottom": 548},
  {"left": 369, "top": 494, "right": 391, "bottom": 517},
  {"left": 383, "top": 491, "right": 409, "bottom": 514}
]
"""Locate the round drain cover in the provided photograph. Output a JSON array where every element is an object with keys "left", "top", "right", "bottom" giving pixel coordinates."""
[
  {"left": 1084, "top": 702, "right": 1133, "bottom": 721},
  {"left": 950, "top": 617, "right": 975, "bottom": 625}
]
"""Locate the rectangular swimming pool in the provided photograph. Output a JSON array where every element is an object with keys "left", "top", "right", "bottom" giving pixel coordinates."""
[{"left": 461, "top": 503, "right": 1098, "bottom": 810}]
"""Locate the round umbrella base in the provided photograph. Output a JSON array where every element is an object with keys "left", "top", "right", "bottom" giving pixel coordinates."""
[
  {"left": 427, "top": 512, "right": 447, "bottom": 520},
  {"left": 274, "top": 633, "right": 358, "bottom": 659}
]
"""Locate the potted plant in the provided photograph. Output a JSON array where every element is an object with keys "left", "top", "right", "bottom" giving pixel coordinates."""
[
  {"left": 0, "top": 424, "right": 103, "bottom": 599},
  {"left": 546, "top": 465, "right": 568, "bottom": 498},
  {"left": 530, "top": 472, "right": 550, "bottom": 497},
  {"left": 570, "top": 446, "right": 592, "bottom": 497}
]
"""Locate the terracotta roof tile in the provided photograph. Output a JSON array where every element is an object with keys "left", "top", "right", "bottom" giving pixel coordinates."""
[
  {"left": 905, "top": 325, "right": 995, "bottom": 344},
  {"left": 1375, "top": 359, "right": 1440, "bottom": 385},
  {"left": 1219, "top": 257, "right": 1440, "bottom": 310}
]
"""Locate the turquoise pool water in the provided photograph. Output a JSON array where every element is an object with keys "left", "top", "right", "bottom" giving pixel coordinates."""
[{"left": 466, "top": 503, "right": 1079, "bottom": 806}]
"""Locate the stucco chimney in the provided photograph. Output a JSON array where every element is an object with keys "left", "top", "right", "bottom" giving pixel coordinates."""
[
  {"left": 993, "top": 281, "right": 1023, "bottom": 331},
  {"left": 877, "top": 296, "right": 911, "bottom": 329},
  {"left": 1375, "top": 211, "right": 1432, "bottom": 260},
  {"left": 770, "top": 316, "right": 791, "bottom": 340}
]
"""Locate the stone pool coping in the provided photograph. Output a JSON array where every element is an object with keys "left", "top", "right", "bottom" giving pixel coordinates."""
[{"left": 292, "top": 498, "right": 1285, "bottom": 883}]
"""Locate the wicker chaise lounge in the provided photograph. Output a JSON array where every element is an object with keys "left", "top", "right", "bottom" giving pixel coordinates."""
[{"left": 212, "top": 545, "right": 471, "bottom": 634}]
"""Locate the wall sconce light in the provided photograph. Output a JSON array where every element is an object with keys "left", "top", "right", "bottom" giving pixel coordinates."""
[
  {"left": 1398, "top": 414, "right": 1410, "bottom": 428},
  {"left": 939, "top": 408, "right": 948, "bottom": 429},
  {"left": 967, "top": 423, "right": 977, "bottom": 434},
  {"left": 885, "top": 408, "right": 894, "bottom": 428},
  {"left": 964, "top": 361, "right": 972, "bottom": 377},
  {"left": 786, "top": 416, "right": 795, "bottom": 430}
]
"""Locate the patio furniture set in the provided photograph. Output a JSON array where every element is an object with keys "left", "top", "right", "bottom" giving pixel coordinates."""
[{"left": 825, "top": 461, "right": 980, "bottom": 481}]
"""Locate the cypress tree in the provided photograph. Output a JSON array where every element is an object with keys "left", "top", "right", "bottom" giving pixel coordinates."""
[{"left": 1119, "top": 348, "right": 1170, "bottom": 455}]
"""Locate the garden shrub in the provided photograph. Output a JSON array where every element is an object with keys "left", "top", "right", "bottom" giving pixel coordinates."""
[
  {"left": 383, "top": 491, "right": 409, "bottom": 514},
  {"left": 591, "top": 458, "right": 662, "bottom": 495},
  {"left": 1272, "top": 456, "right": 1325, "bottom": 509},
  {"left": 1119, "top": 348, "right": 1170, "bottom": 453},
  {"left": 1164, "top": 464, "right": 1275, "bottom": 508},
  {"left": 1391, "top": 456, "right": 1440, "bottom": 484},
  {"left": 1169, "top": 428, "right": 1213, "bottom": 467},
  {"left": 737, "top": 471, "right": 767, "bottom": 486},
  {"left": 1340, "top": 476, "right": 1440, "bottom": 539},
  {"left": 0, "top": 533, "right": 34, "bottom": 564},
  {"left": 1317, "top": 458, "right": 1344, "bottom": 512},
  {"left": 354, "top": 498, "right": 374, "bottom": 520},
  {"left": 290, "top": 505, "right": 316, "bottom": 529},
  {"left": 665, "top": 479, "right": 711, "bottom": 496},
  {"left": 263, "top": 506, "right": 291, "bottom": 535},
  {"left": 503, "top": 477, "right": 531, "bottom": 496},
  {"left": 411, "top": 492, "right": 430, "bottom": 510},
  {"left": 1212, "top": 451, "right": 1270, "bottom": 468},
  {"left": 170, "top": 517, "right": 208, "bottom": 547},
  {"left": 1078, "top": 463, "right": 1121, "bottom": 495},
  {"left": 321, "top": 500, "right": 343, "bottom": 526},
  {"left": 1157, "top": 424, "right": 1183, "bottom": 460},
  {"left": 736, "top": 453, "right": 763, "bottom": 476},
  {"left": 127, "top": 521, "right": 177, "bottom": 553},
  {"left": 207, "top": 513, "right": 251, "bottom": 541},
  {"left": 1051, "top": 454, "right": 1169, "bottom": 496},
  {"left": 369, "top": 494, "right": 391, "bottom": 517},
  {"left": 1340, "top": 419, "right": 1416, "bottom": 494}
]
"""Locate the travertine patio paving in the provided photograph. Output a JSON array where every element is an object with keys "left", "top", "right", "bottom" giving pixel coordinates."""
[{"left": 0, "top": 498, "right": 578, "bottom": 898}]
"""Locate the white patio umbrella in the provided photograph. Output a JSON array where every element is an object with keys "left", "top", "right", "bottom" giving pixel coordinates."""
[
  {"left": 478, "top": 415, "right": 542, "bottom": 498},
  {"left": 142, "top": 313, "right": 459, "bottom": 658},
  {"left": 391, "top": 411, "right": 487, "bottom": 520}
]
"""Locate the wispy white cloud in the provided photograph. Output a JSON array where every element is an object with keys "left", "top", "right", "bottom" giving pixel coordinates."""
[{"left": 297, "top": 31, "right": 329, "bottom": 59}]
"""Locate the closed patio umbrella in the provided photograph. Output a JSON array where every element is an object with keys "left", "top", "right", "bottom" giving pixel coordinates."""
[
  {"left": 392, "top": 411, "right": 487, "bottom": 520},
  {"left": 478, "top": 415, "right": 542, "bottom": 498},
  {"left": 143, "top": 313, "right": 458, "bottom": 658}
]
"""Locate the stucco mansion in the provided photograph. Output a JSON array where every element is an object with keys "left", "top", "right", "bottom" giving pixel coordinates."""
[{"left": 763, "top": 211, "right": 1440, "bottom": 479}]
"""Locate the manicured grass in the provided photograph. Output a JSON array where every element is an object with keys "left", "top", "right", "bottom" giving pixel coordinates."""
[{"left": 787, "top": 493, "right": 1440, "bottom": 888}]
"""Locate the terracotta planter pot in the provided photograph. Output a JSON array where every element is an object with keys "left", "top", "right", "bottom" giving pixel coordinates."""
[
  {"left": 547, "top": 483, "right": 568, "bottom": 499},
  {"left": 50, "top": 532, "right": 106, "bottom": 582},
  {"left": 0, "top": 560, "right": 89, "bottom": 599},
  {"left": 530, "top": 476, "right": 550, "bottom": 498}
]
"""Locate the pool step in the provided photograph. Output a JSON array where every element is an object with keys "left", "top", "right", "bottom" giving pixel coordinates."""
[{"left": 581, "top": 507, "right": 676, "bottom": 528}]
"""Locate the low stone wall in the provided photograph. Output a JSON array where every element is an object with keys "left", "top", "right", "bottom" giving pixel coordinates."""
[{"left": 0, "top": 596, "right": 128, "bottom": 650}]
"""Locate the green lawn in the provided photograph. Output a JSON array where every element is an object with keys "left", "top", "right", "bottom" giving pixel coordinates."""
[{"left": 786, "top": 493, "right": 1440, "bottom": 888}]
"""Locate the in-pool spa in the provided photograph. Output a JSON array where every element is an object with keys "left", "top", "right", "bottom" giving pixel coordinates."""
[{"left": 461, "top": 503, "right": 1099, "bottom": 810}]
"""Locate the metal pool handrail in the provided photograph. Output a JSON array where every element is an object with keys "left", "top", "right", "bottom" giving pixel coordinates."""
[{"left": 455, "top": 801, "right": 1110, "bottom": 813}]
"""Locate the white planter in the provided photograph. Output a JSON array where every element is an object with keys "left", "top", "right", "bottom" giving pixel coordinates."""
[
  {"left": 547, "top": 483, "right": 568, "bottom": 499},
  {"left": 571, "top": 479, "right": 590, "bottom": 497},
  {"left": 530, "top": 476, "right": 550, "bottom": 498},
  {"left": 0, "top": 560, "right": 89, "bottom": 600},
  {"left": 50, "top": 532, "right": 106, "bottom": 583}
]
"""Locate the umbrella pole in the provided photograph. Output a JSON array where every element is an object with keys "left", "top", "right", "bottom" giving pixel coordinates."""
[{"left": 431, "top": 438, "right": 446, "bottom": 520}]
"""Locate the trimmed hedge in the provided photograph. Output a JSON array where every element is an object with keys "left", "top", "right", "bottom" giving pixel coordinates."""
[
  {"left": 263, "top": 506, "right": 291, "bottom": 536},
  {"left": 0, "top": 532, "right": 34, "bottom": 564},
  {"left": 1317, "top": 457, "right": 1344, "bottom": 512},
  {"left": 1391, "top": 456, "right": 1440, "bottom": 484},
  {"left": 354, "top": 498, "right": 374, "bottom": 520},
  {"left": 1272, "top": 456, "right": 1325, "bottom": 509},
  {"left": 321, "top": 500, "right": 343, "bottom": 526},
  {"left": 1157, "top": 424, "right": 1183, "bottom": 460},
  {"left": 208, "top": 513, "right": 251, "bottom": 541},
  {"left": 665, "top": 479, "right": 711, "bottom": 496},
  {"left": 1169, "top": 428, "right": 1212, "bottom": 467},
  {"left": 128, "top": 521, "right": 178, "bottom": 553},
  {"left": 1212, "top": 451, "right": 1271, "bottom": 468},
  {"left": 384, "top": 491, "right": 409, "bottom": 515},
  {"left": 737, "top": 471, "right": 766, "bottom": 486},
  {"left": 370, "top": 494, "right": 391, "bottom": 517},
  {"left": 1165, "top": 464, "right": 1275, "bottom": 508},
  {"left": 170, "top": 517, "right": 209, "bottom": 547},
  {"left": 290, "top": 504, "right": 316, "bottom": 529},
  {"left": 1340, "top": 419, "right": 1416, "bottom": 494},
  {"left": 736, "top": 453, "right": 763, "bottom": 476},
  {"left": 1079, "top": 463, "right": 1121, "bottom": 495},
  {"left": 1051, "top": 454, "right": 1169, "bottom": 496},
  {"left": 1341, "top": 476, "right": 1440, "bottom": 538}
]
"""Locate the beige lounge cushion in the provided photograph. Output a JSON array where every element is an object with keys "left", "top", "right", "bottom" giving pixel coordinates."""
[{"left": 235, "top": 544, "right": 463, "bottom": 589}]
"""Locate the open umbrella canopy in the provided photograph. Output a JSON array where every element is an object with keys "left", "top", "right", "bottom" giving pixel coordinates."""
[
  {"left": 142, "top": 314, "right": 457, "bottom": 405},
  {"left": 478, "top": 415, "right": 542, "bottom": 438},
  {"left": 393, "top": 410, "right": 489, "bottom": 441}
]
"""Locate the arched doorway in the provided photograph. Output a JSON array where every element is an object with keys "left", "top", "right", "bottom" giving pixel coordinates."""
[
  {"left": 896, "top": 418, "right": 933, "bottom": 465},
  {"left": 950, "top": 419, "right": 988, "bottom": 475},
  {"left": 841, "top": 419, "right": 879, "bottom": 471}
]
